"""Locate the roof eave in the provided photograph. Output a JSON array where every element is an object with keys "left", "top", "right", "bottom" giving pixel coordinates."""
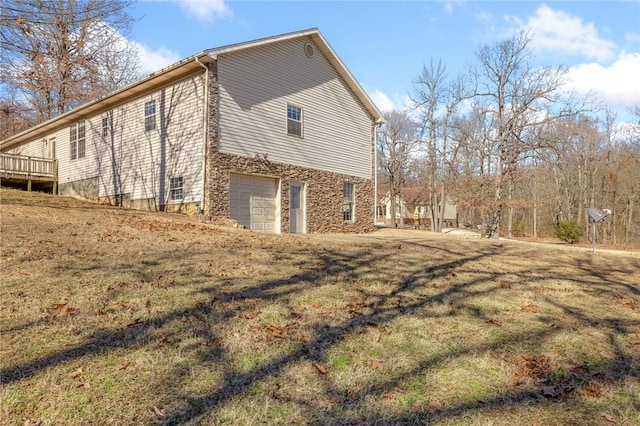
[
  {"left": 1, "top": 53, "right": 213, "bottom": 150},
  {"left": 2, "top": 28, "right": 385, "bottom": 150}
]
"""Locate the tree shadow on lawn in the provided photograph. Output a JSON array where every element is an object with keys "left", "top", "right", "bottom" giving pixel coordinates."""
[
  {"left": 154, "top": 245, "right": 640, "bottom": 424},
  {"left": 2, "top": 239, "right": 639, "bottom": 425}
]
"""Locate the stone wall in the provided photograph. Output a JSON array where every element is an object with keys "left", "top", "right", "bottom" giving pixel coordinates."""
[
  {"left": 59, "top": 176, "right": 99, "bottom": 201},
  {"left": 207, "top": 152, "right": 374, "bottom": 233}
]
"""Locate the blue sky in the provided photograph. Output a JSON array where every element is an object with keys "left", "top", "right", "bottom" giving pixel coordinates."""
[{"left": 129, "top": 0, "right": 640, "bottom": 124}]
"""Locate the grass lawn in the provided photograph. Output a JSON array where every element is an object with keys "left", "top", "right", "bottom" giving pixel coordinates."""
[{"left": 1, "top": 188, "right": 639, "bottom": 425}]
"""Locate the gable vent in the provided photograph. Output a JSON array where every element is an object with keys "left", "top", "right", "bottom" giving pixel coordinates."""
[{"left": 304, "top": 43, "right": 314, "bottom": 58}]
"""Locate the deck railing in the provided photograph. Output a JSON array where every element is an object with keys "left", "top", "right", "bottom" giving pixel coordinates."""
[{"left": 0, "top": 153, "right": 58, "bottom": 190}]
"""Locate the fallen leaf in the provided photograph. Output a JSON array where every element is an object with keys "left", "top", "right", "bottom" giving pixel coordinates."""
[
  {"left": 45, "top": 302, "right": 67, "bottom": 314},
  {"left": 242, "top": 309, "right": 259, "bottom": 319},
  {"left": 62, "top": 305, "right": 77, "bottom": 315},
  {"left": 266, "top": 325, "right": 284, "bottom": 338},
  {"left": 367, "top": 360, "right": 384, "bottom": 369},
  {"left": 311, "top": 302, "right": 321, "bottom": 309},
  {"left": 153, "top": 406, "right": 164, "bottom": 417},
  {"left": 314, "top": 363, "right": 328, "bottom": 374},
  {"left": 581, "top": 382, "right": 603, "bottom": 398},
  {"left": 521, "top": 302, "right": 540, "bottom": 313},
  {"left": 600, "top": 413, "right": 616, "bottom": 424},
  {"left": 76, "top": 380, "right": 90, "bottom": 389},
  {"left": 118, "top": 359, "right": 130, "bottom": 370},
  {"left": 69, "top": 367, "right": 83, "bottom": 378}
]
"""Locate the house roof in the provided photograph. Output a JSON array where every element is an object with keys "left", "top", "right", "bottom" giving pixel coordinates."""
[
  {"left": 377, "top": 186, "right": 440, "bottom": 205},
  {"left": 1, "top": 28, "right": 385, "bottom": 150}
]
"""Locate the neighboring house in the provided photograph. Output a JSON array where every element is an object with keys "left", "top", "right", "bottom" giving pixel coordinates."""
[
  {"left": 0, "top": 28, "right": 385, "bottom": 234},
  {"left": 377, "top": 186, "right": 457, "bottom": 228}
]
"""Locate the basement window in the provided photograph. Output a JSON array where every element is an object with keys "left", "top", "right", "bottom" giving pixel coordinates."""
[
  {"left": 69, "top": 121, "right": 86, "bottom": 160},
  {"left": 145, "top": 100, "right": 156, "bottom": 131},
  {"left": 170, "top": 176, "right": 184, "bottom": 201},
  {"left": 343, "top": 182, "right": 355, "bottom": 222},
  {"left": 287, "top": 104, "right": 302, "bottom": 137}
]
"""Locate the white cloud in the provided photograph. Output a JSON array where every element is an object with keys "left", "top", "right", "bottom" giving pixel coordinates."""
[
  {"left": 368, "top": 89, "right": 413, "bottom": 114},
  {"left": 564, "top": 52, "right": 640, "bottom": 107},
  {"left": 134, "top": 42, "right": 181, "bottom": 74},
  {"left": 178, "top": 0, "right": 230, "bottom": 22},
  {"left": 523, "top": 5, "right": 616, "bottom": 61},
  {"left": 627, "top": 32, "right": 640, "bottom": 43},
  {"left": 442, "top": 0, "right": 465, "bottom": 15},
  {"left": 369, "top": 90, "right": 395, "bottom": 113}
]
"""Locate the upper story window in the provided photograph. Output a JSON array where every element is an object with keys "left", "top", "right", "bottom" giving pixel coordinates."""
[
  {"left": 145, "top": 100, "right": 156, "bottom": 131},
  {"left": 287, "top": 104, "right": 302, "bottom": 137},
  {"left": 70, "top": 121, "right": 86, "bottom": 160},
  {"left": 101, "top": 116, "right": 109, "bottom": 138},
  {"left": 343, "top": 182, "right": 355, "bottom": 222}
]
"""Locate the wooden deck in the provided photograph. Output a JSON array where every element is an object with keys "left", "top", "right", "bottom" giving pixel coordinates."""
[{"left": 0, "top": 153, "right": 58, "bottom": 193}]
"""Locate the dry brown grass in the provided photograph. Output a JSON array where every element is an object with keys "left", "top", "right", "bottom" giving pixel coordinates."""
[{"left": 1, "top": 188, "right": 639, "bottom": 425}]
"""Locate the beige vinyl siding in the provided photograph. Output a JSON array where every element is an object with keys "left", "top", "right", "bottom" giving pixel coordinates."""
[
  {"left": 6, "top": 73, "right": 205, "bottom": 206},
  {"left": 6, "top": 134, "right": 59, "bottom": 159},
  {"left": 86, "top": 74, "right": 205, "bottom": 205},
  {"left": 218, "top": 37, "right": 373, "bottom": 179}
]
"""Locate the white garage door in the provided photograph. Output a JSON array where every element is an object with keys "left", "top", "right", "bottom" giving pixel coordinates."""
[{"left": 229, "top": 174, "right": 278, "bottom": 233}]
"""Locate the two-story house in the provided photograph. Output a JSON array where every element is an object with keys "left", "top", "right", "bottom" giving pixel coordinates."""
[{"left": 0, "top": 28, "right": 385, "bottom": 233}]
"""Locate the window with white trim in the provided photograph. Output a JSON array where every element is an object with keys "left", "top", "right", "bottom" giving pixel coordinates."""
[
  {"left": 343, "top": 182, "right": 355, "bottom": 222},
  {"left": 69, "top": 121, "right": 86, "bottom": 160},
  {"left": 169, "top": 176, "right": 184, "bottom": 201},
  {"left": 287, "top": 104, "right": 302, "bottom": 137},
  {"left": 145, "top": 100, "right": 156, "bottom": 131},
  {"left": 101, "top": 116, "right": 109, "bottom": 138}
]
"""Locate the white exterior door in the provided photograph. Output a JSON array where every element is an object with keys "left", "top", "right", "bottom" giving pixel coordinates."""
[
  {"left": 48, "top": 137, "right": 56, "bottom": 159},
  {"left": 289, "top": 183, "right": 305, "bottom": 233},
  {"left": 229, "top": 174, "right": 278, "bottom": 233}
]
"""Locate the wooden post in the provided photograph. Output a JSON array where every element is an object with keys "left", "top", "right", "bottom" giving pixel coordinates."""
[
  {"left": 27, "top": 156, "right": 32, "bottom": 192},
  {"left": 53, "top": 159, "right": 58, "bottom": 195}
]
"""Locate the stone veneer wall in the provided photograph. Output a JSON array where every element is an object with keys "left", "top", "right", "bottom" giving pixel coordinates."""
[
  {"left": 210, "top": 152, "right": 374, "bottom": 233},
  {"left": 59, "top": 176, "right": 99, "bottom": 201},
  {"left": 202, "top": 61, "right": 374, "bottom": 234}
]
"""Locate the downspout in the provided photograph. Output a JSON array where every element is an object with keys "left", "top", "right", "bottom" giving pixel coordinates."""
[
  {"left": 373, "top": 121, "right": 382, "bottom": 228},
  {"left": 195, "top": 55, "right": 209, "bottom": 215}
]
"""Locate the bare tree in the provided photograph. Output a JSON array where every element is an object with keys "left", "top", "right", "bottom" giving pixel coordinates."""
[
  {"left": 470, "top": 30, "right": 571, "bottom": 238},
  {"left": 0, "top": 88, "right": 32, "bottom": 140},
  {"left": 377, "top": 110, "right": 417, "bottom": 228},
  {"left": 0, "top": 0, "right": 139, "bottom": 128},
  {"left": 413, "top": 59, "right": 466, "bottom": 232}
]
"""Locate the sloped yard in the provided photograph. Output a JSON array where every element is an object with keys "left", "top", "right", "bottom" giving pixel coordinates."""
[{"left": 1, "top": 188, "right": 639, "bottom": 425}]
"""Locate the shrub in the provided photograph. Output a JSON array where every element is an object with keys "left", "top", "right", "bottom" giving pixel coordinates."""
[
  {"left": 555, "top": 220, "right": 582, "bottom": 243},
  {"left": 512, "top": 219, "right": 526, "bottom": 237}
]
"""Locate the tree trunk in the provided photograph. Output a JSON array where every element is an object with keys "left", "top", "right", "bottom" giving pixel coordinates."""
[
  {"left": 389, "top": 177, "right": 397, "bottom": 228},
  {"left": 507, "top": 180, "right": 513, "bottom": 239}
]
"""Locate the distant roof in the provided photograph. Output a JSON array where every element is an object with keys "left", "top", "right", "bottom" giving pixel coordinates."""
[
  {"left": 1, "top": 28, "right": 384, "bottom": 150},
  {"left": 378, "top": 185, "right": 443, "bottom": 205}
]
